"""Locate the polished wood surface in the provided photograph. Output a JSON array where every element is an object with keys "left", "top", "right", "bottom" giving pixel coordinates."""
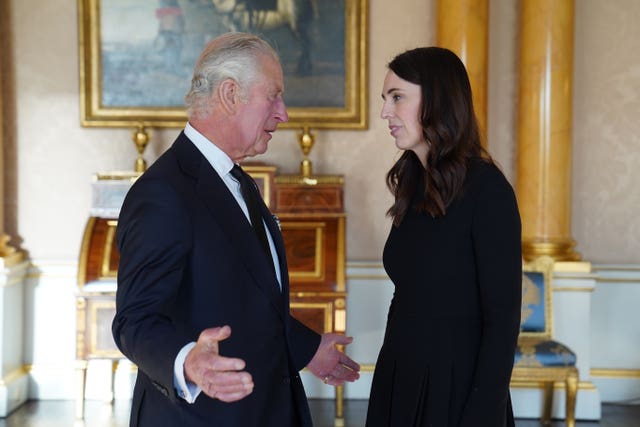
[
  {"left": 77, "top": 217, "right": 119, "bottom": 286},
  {"left": 280, "top": 214, "right": 345, "bottom": 291},
  {"left": 276, "top": 183, "right": 344, "bottom": 213}
]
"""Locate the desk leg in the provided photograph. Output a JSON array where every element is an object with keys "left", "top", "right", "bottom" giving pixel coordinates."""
[
  {"left": 75, "top": 360, "right": 88, "bottom": 419},
  {"left": 334, "top": 384, "right": 344, "bottom": 427},
  {"left": 109, "top": 360, "right": 120, "bottom": 402}
]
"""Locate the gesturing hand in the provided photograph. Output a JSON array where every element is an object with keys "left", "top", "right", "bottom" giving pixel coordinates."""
[
  {"left": 184, "top": 325, "right": 254, "bottom": 402},
  {"left": 306, "top": 333, "right": 361, "bottom": 386}
]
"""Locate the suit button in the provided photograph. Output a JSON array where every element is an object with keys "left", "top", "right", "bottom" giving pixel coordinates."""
[{"left": 283, "top": 376, "right": 291, "bottom": 385}]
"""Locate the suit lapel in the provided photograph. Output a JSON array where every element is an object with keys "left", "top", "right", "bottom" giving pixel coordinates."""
[{"left": 172, "top": 134, "right": 285, "bottom": 316}]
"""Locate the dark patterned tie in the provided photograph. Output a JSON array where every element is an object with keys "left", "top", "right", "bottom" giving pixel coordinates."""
[{"left": 230, "top": 165, "right": 275, "bottom": 269}]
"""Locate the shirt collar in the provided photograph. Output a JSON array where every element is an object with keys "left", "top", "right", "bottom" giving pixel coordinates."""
[{"left": 184, "top": 122, "right": 235, "bottom": 177}]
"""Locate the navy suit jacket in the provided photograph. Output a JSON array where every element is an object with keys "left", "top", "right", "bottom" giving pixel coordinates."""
[{"left": 113, "top": 132, "right": 321, "bottom": 426}]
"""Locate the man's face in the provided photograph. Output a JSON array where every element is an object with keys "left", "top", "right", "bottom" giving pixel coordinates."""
[{"left": 234, "top": 55, "right": 288, "bottom": 160}]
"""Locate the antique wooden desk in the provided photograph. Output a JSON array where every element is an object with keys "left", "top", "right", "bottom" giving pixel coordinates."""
[
  {"left": 75, "top": 172, "right": 139, "bottom": 419},
  {"left": 75, "top": 165, "right": 347, "bottom": 421}
]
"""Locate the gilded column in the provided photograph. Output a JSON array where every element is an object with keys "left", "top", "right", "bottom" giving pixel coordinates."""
[
  {"left": 0, "top": 4, "right": 22, "bottom": 268},
  {"left": 436, "top": 0, "right": 488, "bottom": 144},
  {"left": 0, "top": 11, "right": 9, "bottom": 262},
  {"left": 516, "top": 0, "right": 580, "bottom": 261},
  {"left": 0, "top": 1, "right": 28, "bottom": 417}
]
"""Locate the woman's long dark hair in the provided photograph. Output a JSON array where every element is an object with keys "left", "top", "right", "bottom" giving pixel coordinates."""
[{"left": 385, "top": 47, "right": 491, "bottom": 226}]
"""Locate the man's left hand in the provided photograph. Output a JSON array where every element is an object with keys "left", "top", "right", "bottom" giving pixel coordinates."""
[{"left": 306, "top": 334, "right": 360, "bottom": 386}]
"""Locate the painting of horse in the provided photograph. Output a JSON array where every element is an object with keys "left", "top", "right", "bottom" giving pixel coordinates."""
[
  {"left": 79, "top": 0, "right": 365, "bottom": 128},
  {"left": 99, "top": 0, "right": 343, "bottom": 108}
]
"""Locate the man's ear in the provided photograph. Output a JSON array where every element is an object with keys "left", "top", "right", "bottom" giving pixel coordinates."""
[{"left": 218, "top": 78, "right": 239, "bottom": 114}]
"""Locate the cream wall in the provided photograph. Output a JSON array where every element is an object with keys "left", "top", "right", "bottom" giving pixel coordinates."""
[
  {"left": 572, "top": 1, "right": 640, "bottom": 263},
  {"left": 4, "top": 0, "right": 640, "bottom": 264}
]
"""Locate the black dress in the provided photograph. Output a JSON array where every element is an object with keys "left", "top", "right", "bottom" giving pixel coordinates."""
[{"left": 366, "top": 159, "right": 522, "bottom": 427}]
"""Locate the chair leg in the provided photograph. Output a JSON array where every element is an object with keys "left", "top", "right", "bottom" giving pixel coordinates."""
[
  {"left": 75, "top": 359, "right": 88, "bottom": 419},
  {"left": 565, "top": 369, "right": 578, "bottom": 427},
  {"left": 541, "top": 381, "right": 554, "bottom": 425}
]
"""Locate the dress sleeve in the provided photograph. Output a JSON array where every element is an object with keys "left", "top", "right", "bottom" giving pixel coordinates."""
[{"left": 460, "top": 164, "right": 522, "bottom": 426}]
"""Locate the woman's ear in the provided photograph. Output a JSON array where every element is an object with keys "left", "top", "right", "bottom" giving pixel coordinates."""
[{"left": 218, "top": 78, "right": 239, "bottom": 114}]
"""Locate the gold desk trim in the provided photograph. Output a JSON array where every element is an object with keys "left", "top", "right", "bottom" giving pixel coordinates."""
[
  {"left": 291, "top": 292, "right": 347, "bottom": 298},
  {"left": 94, "top": 171, "right": 141, "bottom": 181},
  {"left": 275, "top": 175, "right": 344, "bottom": 185},
  {"left": 336, "top": 217, "right": 346, "bottom": 292},
  {"left": 290, "top": 301, "right": 333, "bottom": 334}
]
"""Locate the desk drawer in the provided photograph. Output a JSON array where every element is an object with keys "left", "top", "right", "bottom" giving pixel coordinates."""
[{"left": 276, "top": 185, "right": 343, "bottom": 212}]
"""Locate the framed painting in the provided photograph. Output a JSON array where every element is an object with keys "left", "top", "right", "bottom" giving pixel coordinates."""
[{"left": 78, "top": 0, "right": 368, "bottom": 129}]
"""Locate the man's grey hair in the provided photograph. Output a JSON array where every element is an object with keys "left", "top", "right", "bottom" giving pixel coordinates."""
[{"left": 184, "top": 32, "right": 280, "bottom": 120}]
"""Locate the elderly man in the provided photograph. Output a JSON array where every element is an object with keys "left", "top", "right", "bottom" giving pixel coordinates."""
[{"left": 113, "top": 32, "right": 360, "bottom": 427}]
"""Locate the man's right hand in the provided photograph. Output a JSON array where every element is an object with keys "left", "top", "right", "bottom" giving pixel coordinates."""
[{"left": 184, "top": 325, "right": 254, "bottom": 402}]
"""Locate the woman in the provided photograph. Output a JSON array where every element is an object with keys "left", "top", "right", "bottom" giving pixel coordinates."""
[{"left": 366, "top": 47, "right": 522, "bottom": 427}]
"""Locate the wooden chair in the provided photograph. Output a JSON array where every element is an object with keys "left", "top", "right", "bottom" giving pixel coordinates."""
[{"left": 511, "top": 256, "right": 579, "bottom": 426}]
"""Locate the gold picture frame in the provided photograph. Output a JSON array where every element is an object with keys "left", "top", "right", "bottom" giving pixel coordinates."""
[{"left": 78, "top": 0, "right": 368, "bottom": 130}]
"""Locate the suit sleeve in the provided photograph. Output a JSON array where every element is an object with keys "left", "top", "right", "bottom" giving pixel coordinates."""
[
  {"left": 460, "top": 166, "right": 522, "bottom": 426},
  {"left": 112, "top": 177, "right": 192, "bottom": 401},
  {"left": 288, "top": 316, "right": 322, "bottom": 371}
]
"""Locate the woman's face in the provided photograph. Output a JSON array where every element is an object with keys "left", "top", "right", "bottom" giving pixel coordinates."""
[{"left": 380, "top": 70, "right": 428, "bottom": 164}]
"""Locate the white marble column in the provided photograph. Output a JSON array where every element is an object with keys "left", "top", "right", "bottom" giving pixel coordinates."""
[{"left": 0, "top": 261, "right": 29, "bottom": 416}]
